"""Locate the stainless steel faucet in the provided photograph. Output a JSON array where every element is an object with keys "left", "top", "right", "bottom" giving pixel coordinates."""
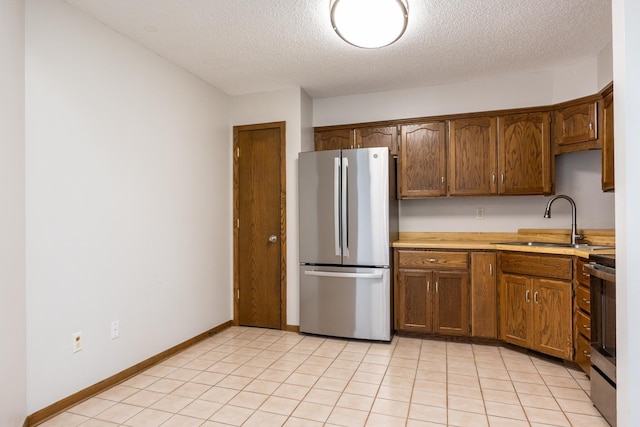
[{"left": 543, "top": 195, "right": 584, "bottom": 245}]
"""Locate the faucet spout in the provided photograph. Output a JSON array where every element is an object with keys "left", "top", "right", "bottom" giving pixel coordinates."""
[{"left": 543, "top": 195, "right": 584, "bottom": 245}]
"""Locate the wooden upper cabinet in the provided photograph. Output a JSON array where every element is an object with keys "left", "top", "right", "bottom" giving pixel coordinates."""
[
  {"left": 601, "top": 87, "right": 615, "bottom": 191},
  {"left": 398, "top": 122, "right": 447, "bottom": 198},
  {"left": 356, "top": 126, "right": 399, "bottom": 156},
  {"left": 497, "top": 112, "right": 552, "bottom": 195},
  {"left": 448, "top": 117, "right": 498, "bottom": 196},
  {"left": 314, "top": 128, "right": 354, "bottom": 151},
  {"left": 556, "top": 101, "right": 598, "bottom": 146}
]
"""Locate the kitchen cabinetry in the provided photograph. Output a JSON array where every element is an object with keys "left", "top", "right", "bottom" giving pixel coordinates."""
[
  {"left": 554, "top": 99, "right": 599, "bottom": 154},
  {"left": 314, "top": 125, "right": 399, "bottom": 155},
  {"left": 356, "top": 126, "right": 399, "bottom": 156},
  {"left": 314, "top": 128, "right": 354, "bottom": 151},
  {"left": 574, "top": 257, "right": 592, "bottom": 372},
  {"left": 497, "top": 112, "right": 552, "bottom": 195},
  {"left": 448, "top": 117, "right": 498, "bottom": 196},
  {"left": 499, "top": 252, "right": 573, "bottom": 359},
  {"left": 395, "top": 250, "right": 469, "bottom": 336},
  {"left": 601, "top": 85, "right": 615, "bottom": 191},
  {"left": 471, "top": 252, "right": 497, "bottom": 338},
  {"left": 398, "top": 122, "right": 447, "bottom": 198}
]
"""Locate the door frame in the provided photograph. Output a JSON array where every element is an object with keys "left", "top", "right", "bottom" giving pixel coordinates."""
[{"left": 233, "top": 121, "right": 287, "bottom": 330}]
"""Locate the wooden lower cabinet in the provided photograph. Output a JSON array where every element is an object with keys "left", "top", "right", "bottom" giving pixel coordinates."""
[
  {"left": 499, "top": 252, "right": 573, "bottom": 360},
  {"left": 574, "top": 257, "right": 592, "bottom": 372},
  {"left": 395, "top": 250, "right": 470, "bottom": 336},
  {"left": 470, "top": 252, "right": 497, "bottom": 338}
]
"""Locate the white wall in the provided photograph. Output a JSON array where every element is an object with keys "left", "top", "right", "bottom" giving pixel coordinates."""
[
  {"left": 230, "top": 88, "right": 313, "bottom": 327},
  {"left": 612, "top": 0, "right": 640, "bottom": 424},
  {"left": 313, "top": 61, "right": 615, "bottom": 233},
  {"left": 0, "top": 1, "right": 27, "bottom": 426},
  {"left": 25, "top": 0, "right": 232, "bottom": 413}
]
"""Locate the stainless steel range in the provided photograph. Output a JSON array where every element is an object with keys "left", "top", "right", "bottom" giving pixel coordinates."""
[{"left": 586, "top": 254, "right": 616, "bottom": 426}]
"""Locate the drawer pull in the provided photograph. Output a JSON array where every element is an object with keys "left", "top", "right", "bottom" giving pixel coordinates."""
[
  {"left": 534, "top": 291, "right": 539, "bottom": 304},
  {"left": 526, "top": 290, "right": 530, "bottom": 303},
  {"left": 582, "top": 324, "right": 591, "bottom": 330},
  {"left": 583, "top": 350, "right": 591, "bottom": 358},
  {"left": 435, "top": 282, "right": 439, "bottom": 293},
  {"left": 582, "top": 298, "right": 590, "bottom": 305},
  {"left": 426, "top": 258, "right": 438, "bottom": 263}
]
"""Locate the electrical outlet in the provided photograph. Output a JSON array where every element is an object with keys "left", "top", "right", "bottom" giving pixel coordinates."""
[
  {"left": 72, "top": 331, "right": 82, "bottom": 353},
  {"left": 476, "top": 208, "right": 485, "bottom": 219},
  {"left": 111, "top": 321, "right": 119, "bottom": 340}
]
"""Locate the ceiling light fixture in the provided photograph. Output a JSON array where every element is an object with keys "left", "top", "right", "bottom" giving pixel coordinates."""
[{"left": 330, "top": 0, "right": 408, "bottom": 49}]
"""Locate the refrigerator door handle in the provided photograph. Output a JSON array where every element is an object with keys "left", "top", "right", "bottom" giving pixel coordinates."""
[
  {"left": 334, "top": 157, "right": 341, "bottom": 257},
  {"left": 342, "top": 157, "right": 349, "bottom": 258},
  {"left": 304, "top": 270, "right": 383, "bottom": 279}
]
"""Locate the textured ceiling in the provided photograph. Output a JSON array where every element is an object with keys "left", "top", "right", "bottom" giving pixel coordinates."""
[{"left": 63, "top": 0, "right": 612, "bottom": 99}]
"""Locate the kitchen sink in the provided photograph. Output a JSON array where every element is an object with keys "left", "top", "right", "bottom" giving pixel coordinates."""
[{"left": 493, "top": 241, "right": 615, "bottom": 250}]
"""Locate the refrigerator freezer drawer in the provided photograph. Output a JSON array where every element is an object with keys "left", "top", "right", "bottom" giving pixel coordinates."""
[{"left": 299, "top": 265, "right": 391, "bottom": 341}]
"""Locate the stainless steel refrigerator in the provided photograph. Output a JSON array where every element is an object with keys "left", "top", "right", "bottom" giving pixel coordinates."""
[{"left": 298, "top": 147, "right": 398, "bottom": 341}]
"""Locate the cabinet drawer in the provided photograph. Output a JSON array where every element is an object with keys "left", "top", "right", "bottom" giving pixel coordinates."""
[
  {"left": 576, "top": 332, "right": 591, "bottom": 362},
  {"left": 499, "top": 252, "right": 572, "bottom": 280},
  {"left": 398, "top": 250, "right": 468, "bottom": 269},
  {"left": 576, "top": 285, "right": 591, "bottom": 314},
  {"left": 576, "top": 258, "right": 591, "bottom": 287},
  {"left": 576, "top": 310, "right": 591, "bottom": 340}
]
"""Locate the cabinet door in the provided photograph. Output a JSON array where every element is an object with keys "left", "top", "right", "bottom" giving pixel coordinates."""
[
  {"left": 433, "top": 270, "right": 470, "bottom": 336},
  {"left": 556, "top": 102, "right": 598, "bottom": 146},
  {"left": 471, "top": 252, "right": 497, "bottom": 338},
  {"left": 396, "top": 269, "right": 432, "bottom": 332},
  {"left": 500, "top": 273, "right": 532, "bottom": 348},
  {"left": 398, "top": 122, "right": 447, "bottom": 198},
  {"left": 449, "top": 117, "right": 497, "bottom": 196},
  {"left": 497, "top": 112, "right": 551, "bottom": 195},
  {"left": 314, "top": 129, "right": 354, "bottom": 151},
  {"left": 602, "top": 90, "right": 615, "bottom": 191},
  {"left": 356, "top": 126, "right": 398, "bottom": 156},
  {"left": 532, "top": 278, "right": 573, "bottom": 359}
]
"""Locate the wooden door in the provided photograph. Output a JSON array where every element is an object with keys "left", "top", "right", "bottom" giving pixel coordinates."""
[
  {"left": 448, "top": 117, "right": 498, "bottom": 196},
  {"left": 532, "top": 278, "right": 573, "bottom": 359},
  {"left": 396, "top": 269, "right": 432, "bottom": 332},
  {"left": 234, "top": 122, "right": 286, "bottom": 329},
  {"left": 314, "top": 128, "right": 354, "bottom": 151},
  {"left": 356, "top": 126, "right": 399, "bottom": 155},
  {"left": 602, "top": 89, "right": 615, "bottom": 191},
  {"left": 398, "top": 122, "right": 447, "bottom": 198},
  {"left": 433, "top": 270, "right": 470, "bottom": 336},
  {"left": 471, "top": 252, "right": 497, "bottom": 338},
  {"left": 500, "top": 273, "right": 531, "bottom": 348},
  {"left": 497, "top": 112, "right": 551, "bottom": 195}
]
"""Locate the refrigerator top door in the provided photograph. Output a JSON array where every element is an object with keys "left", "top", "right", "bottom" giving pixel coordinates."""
[
  {"left": 342, "top": 147, "right": 391, "bottom": 267},
  {"left": 299, "top": 150, "right": 343, "bottom": 265}
]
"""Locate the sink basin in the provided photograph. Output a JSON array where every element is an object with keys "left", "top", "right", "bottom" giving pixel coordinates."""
[{"left": 493, "top": 241, "right": 614, "bottom": 250}]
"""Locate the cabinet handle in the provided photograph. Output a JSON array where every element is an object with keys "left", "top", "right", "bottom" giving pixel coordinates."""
[
  {"left": 583, "top": 351, "right": 591, "bottom": 358},
  {"left": 534, "top": 291, "right": 539, "bottom": 304},
  {"left": 426, "top": 258, "right": 438, "bottom": 263},
  {"left": 441, "top": 176, "right": 445, "bottom": 184},
  {"left": 492, "top": 174, "right": 496, "bottom": 184},
  {"left": 501, "top": 173, "right": 505, "bottom": 184},
  {"left": 583, "top": 324, "right": 591, "bottom": 331},
  {"left": 526, "top": 290, "right": 530, "bottom": 303},
  {"left": 435, "top": 282, "right": 439, "bottom": 293},
  {"left": 427, "top": 281, "right": 430, "bottom": 292},
  {"left": 582, "top": 298, "right": 590, "bottom": 305},
  {"left": 489, "top": 263, "right": 493, "bottom": 276},
  {"left": 589, "top": 120, "right": 594, "bottom": 131}
]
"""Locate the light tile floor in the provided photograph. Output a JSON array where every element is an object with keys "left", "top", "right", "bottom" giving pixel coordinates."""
[{"left": 39, "top": 326, "right": 610, "bottom": 427}]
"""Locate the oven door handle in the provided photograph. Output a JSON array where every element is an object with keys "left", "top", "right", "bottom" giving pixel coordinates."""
[{"left": 584, "top": 264, "right": 616, "bottom": 283}]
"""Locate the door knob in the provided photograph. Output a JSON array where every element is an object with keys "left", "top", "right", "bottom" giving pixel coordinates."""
[{"left": 268, "top": 235, "right": 278, "bottom": 243}]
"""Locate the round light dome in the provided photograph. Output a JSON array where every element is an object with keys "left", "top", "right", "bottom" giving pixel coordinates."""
[{"left": 330, "top": 0, "right": 409, "bottom": 49}]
